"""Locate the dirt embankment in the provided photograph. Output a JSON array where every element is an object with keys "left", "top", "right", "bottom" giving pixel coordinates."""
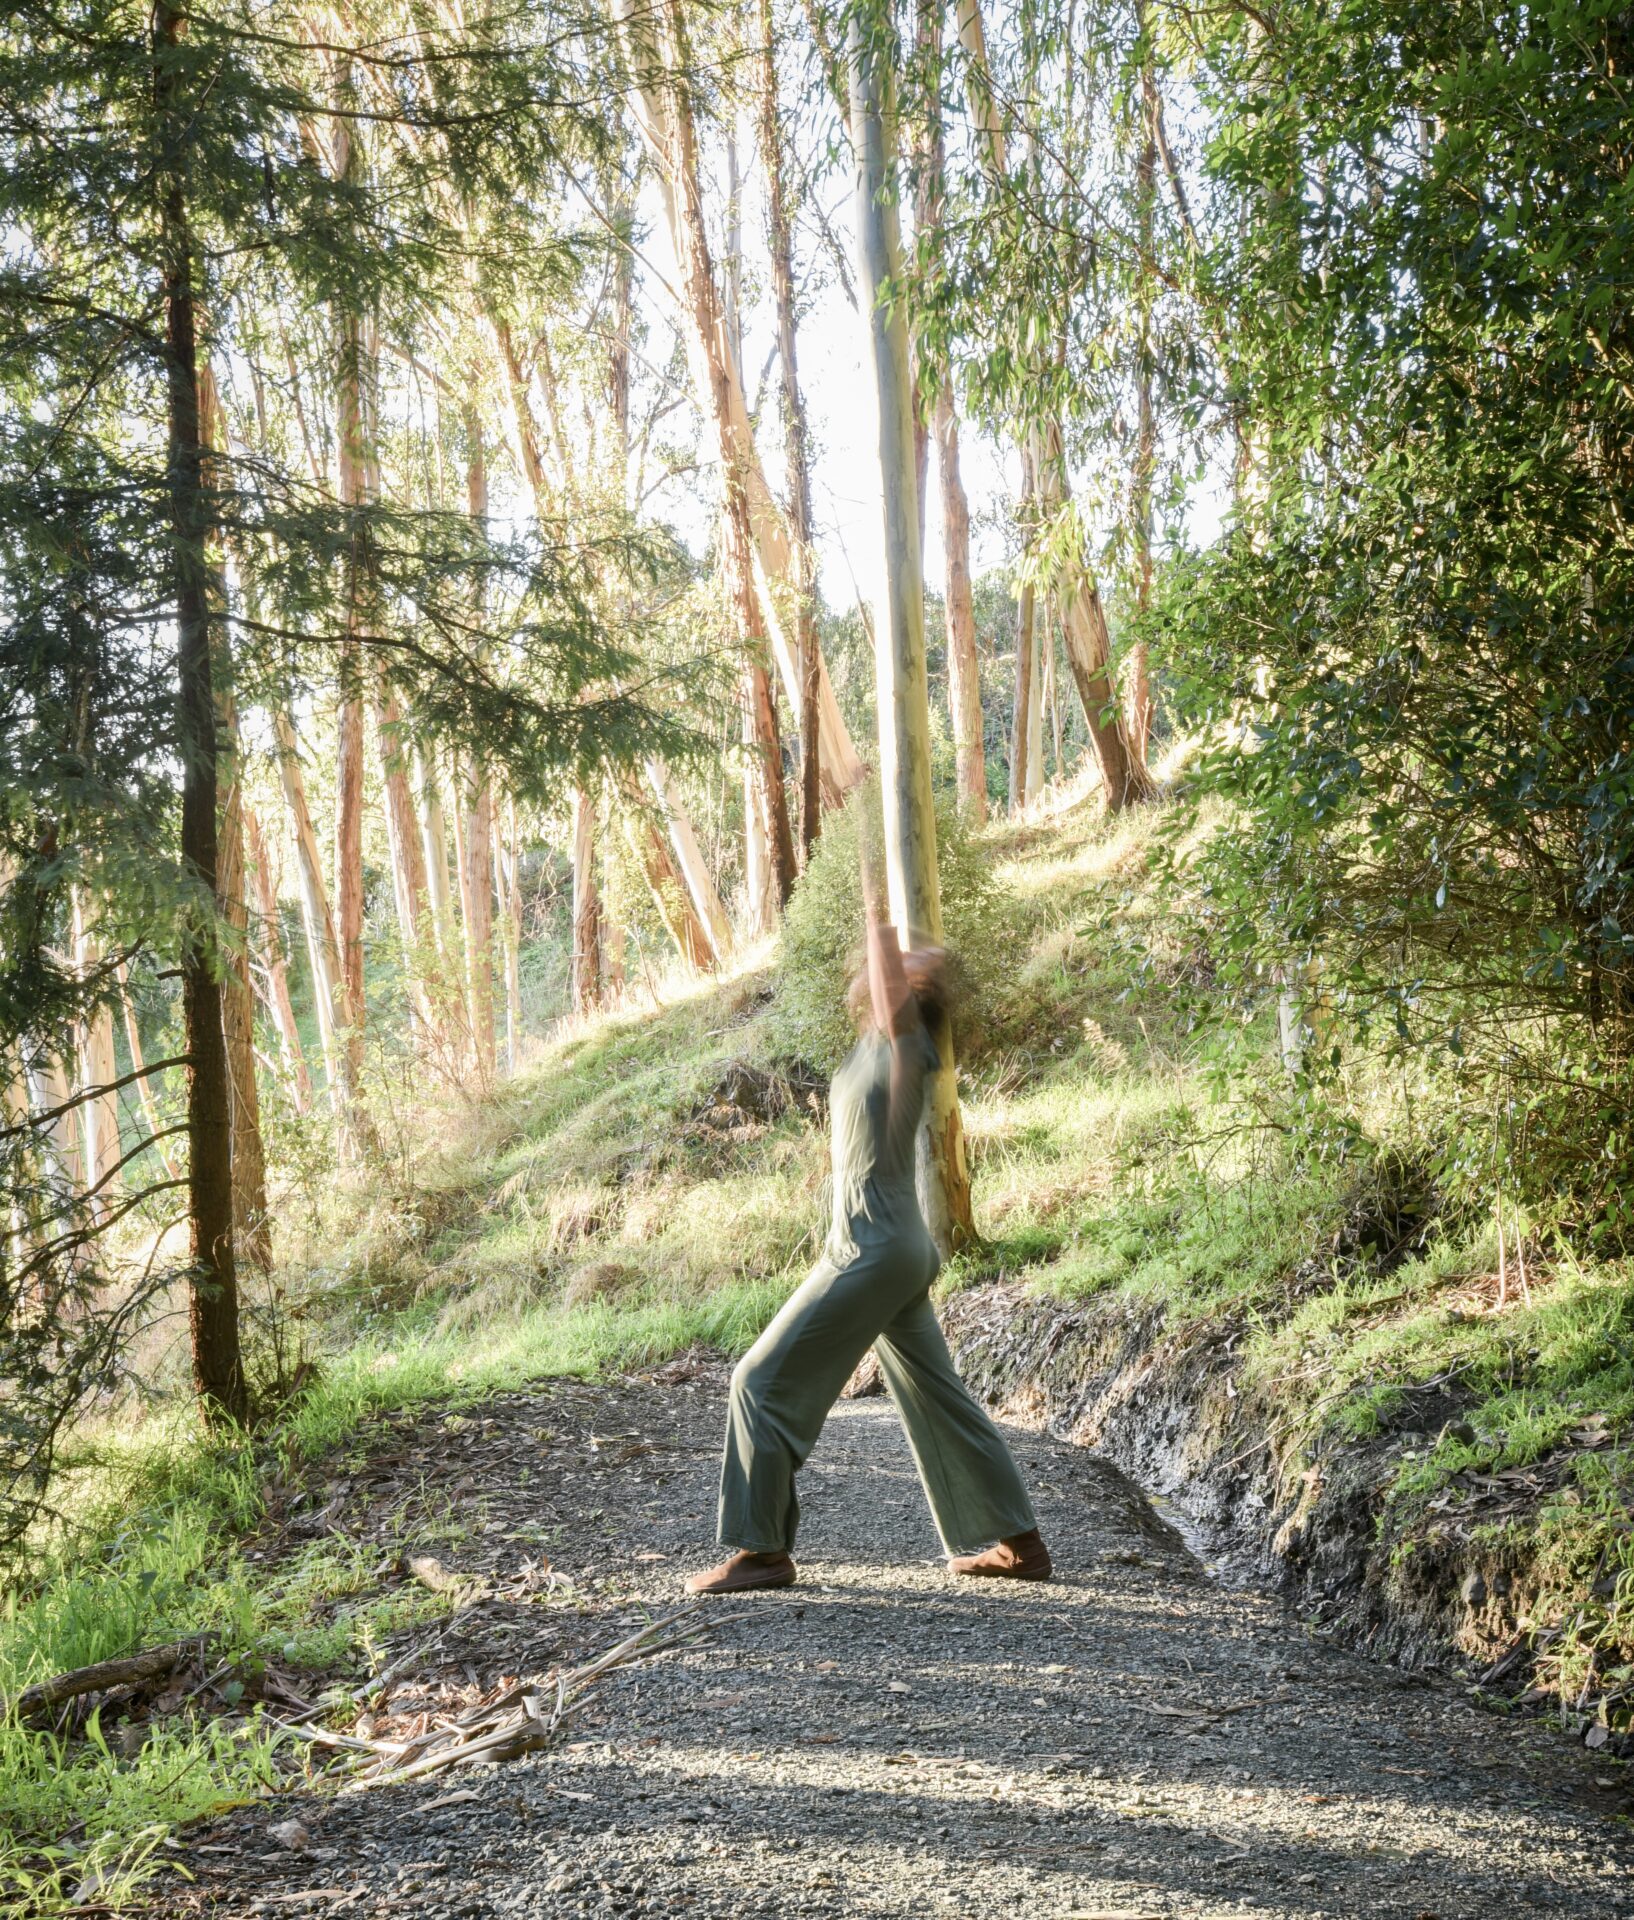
[{"left": 923, "top": 1278, "right": 1626, "bottom": 1748}]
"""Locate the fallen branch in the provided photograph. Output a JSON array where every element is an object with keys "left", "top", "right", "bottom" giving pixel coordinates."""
[
  {"left": 8, "top": 1639, "right": 204, "bottom": 1727},
  {"left": 270, "top": 1603, "right": 731, "bottom": 1794}
]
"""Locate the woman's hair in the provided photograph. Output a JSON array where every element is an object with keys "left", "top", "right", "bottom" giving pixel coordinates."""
[{"left": 847, "top": 945, "right": 955, "bottom": 1028}]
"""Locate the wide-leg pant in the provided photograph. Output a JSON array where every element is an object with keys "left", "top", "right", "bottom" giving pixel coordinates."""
[{"left": 716, "top": 1227, "right": 1038, "bottom": 1557}]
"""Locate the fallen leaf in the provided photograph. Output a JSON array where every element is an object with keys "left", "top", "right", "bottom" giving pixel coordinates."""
[{"left": 412, "top": 1789, "right": 483, "bottom": 1815}]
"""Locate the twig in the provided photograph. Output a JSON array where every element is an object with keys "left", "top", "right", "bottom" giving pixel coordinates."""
[{"left": 350, "top": 1627, "right": 445, "bottom": 1703}]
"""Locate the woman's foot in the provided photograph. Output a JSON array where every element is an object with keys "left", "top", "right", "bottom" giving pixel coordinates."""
[
  {"left": 684, "top": 1550, "right": 796, "bottom": 1595},
  {"left": 948, "top": 1528, "right": 1053, "bottom": 1582}
]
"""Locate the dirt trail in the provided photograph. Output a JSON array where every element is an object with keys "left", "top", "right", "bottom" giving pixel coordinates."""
[{"left": 174, "top": 1368, "right": 1630, "bottom": 1919}]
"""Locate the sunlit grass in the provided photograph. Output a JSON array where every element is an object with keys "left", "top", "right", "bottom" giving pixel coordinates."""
[{"left": 8, "top": 782, "right": 1633, "bottom": 1902}]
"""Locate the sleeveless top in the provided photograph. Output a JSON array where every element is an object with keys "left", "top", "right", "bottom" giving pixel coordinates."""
[{"left": 822, "top": 1021, "right": 941, "bottom": 1266}]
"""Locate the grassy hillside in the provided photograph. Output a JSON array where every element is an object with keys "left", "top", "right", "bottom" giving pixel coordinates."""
[{"left": 4, "top": 781, "right": 1630, "bottom": 1910}]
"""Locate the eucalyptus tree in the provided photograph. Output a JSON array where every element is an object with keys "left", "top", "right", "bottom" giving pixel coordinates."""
[
  {"left": 0, "top": 0, "right": 687, "bottom": 1453},
  {"left": 1166, "top": 0, "right": 1634, "bottom": 1201},
  {"left": 848, "top": 0, "right": 974, "bottom": 1250}
]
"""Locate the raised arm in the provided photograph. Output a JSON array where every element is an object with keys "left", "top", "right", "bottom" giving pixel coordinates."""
[{"left": 866, "top": 912, "right": 918, "bottom": 1038}]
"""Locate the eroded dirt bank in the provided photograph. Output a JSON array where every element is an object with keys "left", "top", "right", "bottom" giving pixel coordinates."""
[
  {"left": 167, "top": 1369, "right": 1630, "bottom": 1919},
  {"left": 936, "top": 1278, "right": 1627, "bottom": 1732}
]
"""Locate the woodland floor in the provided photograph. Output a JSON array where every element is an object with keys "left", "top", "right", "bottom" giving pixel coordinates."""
[{"left": 162, "top": 1362, "right": 1632, "bottom": 1920}]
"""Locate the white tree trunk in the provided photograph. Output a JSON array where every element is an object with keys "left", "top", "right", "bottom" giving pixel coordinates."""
[
  {"left": 242, "top": 803, "right": 312, "bottom": 1113},
  {"left": 413, "top": 748, "right": 456, "bottom": 958},
  {"left": 849, "top": 17, "right": 974, "bottom": 1253},
  {"left": 645, "top": 758, "right": 731, "bottom": 965},
  {"left": 274, "top": 709, "right": 345, "bottom": 1101}
]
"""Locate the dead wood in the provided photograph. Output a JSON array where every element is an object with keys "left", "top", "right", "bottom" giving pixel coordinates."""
[
  {"left": 9, "top": 1639, "right": 203, "bottom": 1726},
  {"left": 268, "top": 1602, "right": 732, "bottom": 1795}
]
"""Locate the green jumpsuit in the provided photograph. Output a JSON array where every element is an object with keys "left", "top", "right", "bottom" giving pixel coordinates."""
[{"left": 715, "top": 1019, "right": 1038, "bottom": 1557}]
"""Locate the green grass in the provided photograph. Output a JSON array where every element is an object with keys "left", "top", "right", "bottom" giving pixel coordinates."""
[
  {"left": 0, "top": 1278, "right": 780, "bottom": 1914},
  {"left": 6, "top": 783, "right": 1633, "bottom": 1910}
]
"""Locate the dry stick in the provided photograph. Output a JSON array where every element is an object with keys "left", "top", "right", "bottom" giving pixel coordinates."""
[
  {"left": 307, "top": 1607, "right": 730, "bottom": 1792},
  {"left": 9, "top": 1638, "right": 204, "bottom": 1726},
  {"left": 350, "top": 1626, "right": 447, "bottom": 1703}
]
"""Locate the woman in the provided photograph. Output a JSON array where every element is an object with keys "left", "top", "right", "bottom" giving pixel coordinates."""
[{"left": 685, "top": 902, "right": 1051, "bottom": 1594}]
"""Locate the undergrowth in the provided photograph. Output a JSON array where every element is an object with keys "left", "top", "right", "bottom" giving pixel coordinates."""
[{"left": 5, "top": 779, "right": 1632, "bottom": 1908}]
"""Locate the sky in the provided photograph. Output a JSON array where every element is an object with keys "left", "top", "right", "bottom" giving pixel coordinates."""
[
  {"left": 625, "top": 110, "right": 1229, "bottom": 636},
  {"left": 626, "top": 117, "right": 1026, "bottom": 626}
]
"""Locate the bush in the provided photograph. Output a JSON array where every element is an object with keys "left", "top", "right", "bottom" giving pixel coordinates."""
[{"left": 771, "top": 783, "right": 1012, "bottom": 1072}]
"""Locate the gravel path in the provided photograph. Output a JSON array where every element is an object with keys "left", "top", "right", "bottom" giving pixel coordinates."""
[{"left": 174, "top": 1369, "right": 1631, "bottom": 1919}]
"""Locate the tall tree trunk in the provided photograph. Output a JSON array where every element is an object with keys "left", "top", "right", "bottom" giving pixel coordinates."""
[
  {"left": 615, "top": 0, "right": 863, "bottom": 805},
  {"left": 372, "top": 670, "right": 436, "bottom": 1035},
  {"left": 242, "top": 803, "right": 312, "bottom": 1113},
  {"left": 216, "top": 704, "right": 271, "bottom": 1270},
  {"left": 571, "top": 786, "right": 602, "bottom": 1014},
  {"left": 1025, "top": 605, "right": 1045, "bottom": 797},
  {"left": 460, "top": 406, "right": 497, "bottom": 1081},
  {"left": 913, "top": 0, "right": 986, "bottom": 821},
  {"left": 1126, "top": 52, "right": 1158, "bottom": 765},
  {"left": 199, "top": 363, "right": 271, "bottom": 1270},
  {"left": 1045, "top": 607, "right": 1063, "bottom": 777},
  {"left": 273, "top": 709, "right": 344, "bottom": 1098},
  {"left": 956, "top": 0, "right": 1152, "bottom": 810},
  {"left": 645, "top": 758, "right": 731, "bottom": 965},
  {"left": 70, "top": 887, "right": 120, "bottom": 1213},
  {"left": 623, "top": 794, "right": 713, "bottom": 969},
  {"left": 499, "top": 797, "right": 524, "bottom": 1071},
  {"left": 740, "top": 695, "right": 779, "bottom": 938},
  {"left": 848, "top": 15, "right": 974, "bottom": 1254},
  {"left": 156, "top": 0, "right": 245, "bottom": 1423},
  {"left": 599, "top": 785, "right": 626, "bottom": 1000},
  {"left": 935, "top": 385, "right": 987, "bottom": 819},
  {"left": 459, "top": 760, "right": 496, "bottom": 1083},
  {"left": 113, "top": 961, "right": 179, "bottom": 1172},
  {"left": 757, "top": 0, "right": 823, "bottom": 859},
  {"left": 413, "top": 749, "right": 456, "bottom": 960},
  {"left": 333, "top": 77, "right": 372, "bottom": 1113},
  {"left": 1008, "top": 577, "right": 1035, "bottom": 811},
  {"left": 26, "top": 1053, "right": 84, "bottom": 1237},
  {"left": 742, "top": 647, "right": 797, "bottom": 922}
]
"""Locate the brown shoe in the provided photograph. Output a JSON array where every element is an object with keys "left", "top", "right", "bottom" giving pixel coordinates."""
[
  {"left": 684, "top": 1550, "right": 796, "bottom": 1595},
  {"left": 948, "top": 1528, "right": 1053, "bottom": 1582}
]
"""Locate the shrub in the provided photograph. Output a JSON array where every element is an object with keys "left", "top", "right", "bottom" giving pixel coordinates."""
[{"left": 771, "top": 783, "right": 1012, "bottom": 1072}]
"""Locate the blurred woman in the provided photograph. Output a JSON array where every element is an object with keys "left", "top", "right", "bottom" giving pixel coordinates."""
[{"left": 685, "top": 901, "right": 1050, "bottom": 1594}]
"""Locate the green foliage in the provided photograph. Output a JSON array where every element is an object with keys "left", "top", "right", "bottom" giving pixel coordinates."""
[
  {"left": 1154, "top": 2, "right": 1634, "bottom": 1215},
  {"left": 771, "top": 784, "right": 1013, "bottom": 1071}
]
